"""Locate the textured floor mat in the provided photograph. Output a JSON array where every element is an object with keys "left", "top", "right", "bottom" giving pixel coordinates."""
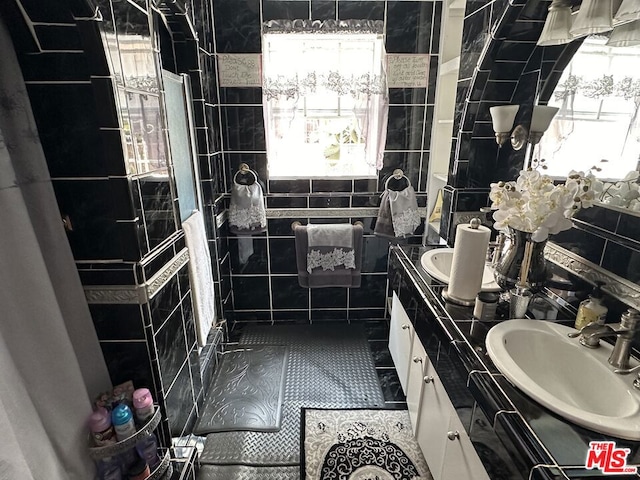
[
  {"left": 194, "top": 346, "right": 287, "bottom": 435},
  {"left": 200, "top": 324, "right": 385, "bottom": 466},
  {"left": 198, "top": 465, "right": 300, "bottom": 480}
]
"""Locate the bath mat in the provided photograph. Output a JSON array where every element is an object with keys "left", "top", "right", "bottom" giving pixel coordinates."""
[
  {"left": 194, "top": 345, "right": 287, "bottom": 435},
  {"left": 301, "top": 408, "right": 432, "bottom": 480},
  {"left": 200, "top": 324, "right": 385, "bottom": 466},
  {"left": 198, "top": 465, "right": 300, "bottom": 480}
]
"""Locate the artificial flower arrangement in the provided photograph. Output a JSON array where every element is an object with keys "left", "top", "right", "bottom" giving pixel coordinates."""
[{"left": 489, "top": 166, "right": 603, "bottom": 242}]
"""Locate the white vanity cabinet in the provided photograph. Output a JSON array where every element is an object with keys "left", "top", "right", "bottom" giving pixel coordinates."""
[
  {"left": 389, "top": 292, "right": 414, "bottom": 393},
  {"left": 389, "top": 295, "right": 490, "bottom": 480}
]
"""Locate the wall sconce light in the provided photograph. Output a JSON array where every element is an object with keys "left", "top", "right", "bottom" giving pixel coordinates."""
[
  {"left": 613, "top": 0, "right": 640, "bottom": 26},
  {"left": 537, "top": 0, "right": 574, "bottom": 46},
  {"left": 489, "top": 105, "right": 559, "bottom": 150},
  {"left": 607, "top": 19, "right": 640, "bottom": 47},
  {"left": 570, "top": 0, "right": 613, "bottom": 38}
]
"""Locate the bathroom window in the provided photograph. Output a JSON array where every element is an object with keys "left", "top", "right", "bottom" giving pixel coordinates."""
[
  {"left": 538, "top": 36, "right": 640, "bottom": 180},
  {"left": 262, "top": 20, "right": 388, "bottom": 178}
]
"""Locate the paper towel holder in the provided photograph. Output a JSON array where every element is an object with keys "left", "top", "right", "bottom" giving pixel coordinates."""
[{"left": 442, "top": 217, "right": 487, "bottom": 307}]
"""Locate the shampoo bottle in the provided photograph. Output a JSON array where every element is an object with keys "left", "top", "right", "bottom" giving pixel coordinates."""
[{"left": 575, "top": 281, "right": 608, "bottom": 330}]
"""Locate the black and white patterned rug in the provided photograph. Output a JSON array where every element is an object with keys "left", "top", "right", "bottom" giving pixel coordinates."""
[{"left": 301, "top": 409, "right": 432, "bottom": 480}]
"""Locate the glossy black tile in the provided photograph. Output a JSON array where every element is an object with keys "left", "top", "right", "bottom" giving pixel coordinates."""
[
  {"left": 269, "top": 179, "right": 311, "bottom": 194},
  {"left": 90, "top": 304, "right": 145, "bottom": 341},
  {"left": 602, "top": 242, "right": 640, "bottom": 284},
  {"left": 311, "top": 287, "right": 347, "bottom": 309},
  {"left": 149, "top": 277, "right": 181, "bottom": 330},
  {"left": 232, "top": 276, "right": 271, "bottom": 310},
  {"left": 213, "top": 0, "right": 261, "bottom": 53},
  {"left": 34, "top": 24, "right": 82, "bottom": 50},
  {"left": 229, "top": 237, "right": 268, "bottom": 274},
  {"left": 267, "top": 196, "right": 308, "bottom": 208},
  {"left": 18, "top": 0, "right": 75, "bottom": 22},
  {"left": 77, "top": 263, "right": 137, "bottom": 285},
  {"left": 552, "top": 228, "right": 606, "bottom": 266},
  {"left": 389, "top": 87, "right": 427, "bottom": 106},
  {"left": 308, "top": 196, "right": 350, "bottom": 208},
  {"left": 385, "top": 1, "right": 432, "bottom": 54},
  {"left": 361, "top": 236, "right": 391, "bottom": 273},
  {"left": 336, "top": 1, "right": 384, "bottom": 20},
  {"left": 311, "top": 0, "right": 336, "bottom": 20},
  {"left": 20, "top": 52, "right": 91, "bottom": 82},
  {"left": 219, "top": 87, "right": 263, "bottom": 104},
  {"left": 269, "top": 238, "right": 297, "bottom": 274},
  {"left": 380, "top": 151, "right": 421, "bottom": 190},
  {"left": 221, "top": 106, "right": 266, "bottom": 151},
  {"left": 271, "top": 276, "right": 309, "bottom": 309},
  {"left": 165, "top": 360, "right": 195, "bottom": 436},
  {"left": 155, "top": 308, "right": 188, "bottom": 389},
  {"left": 182, "top": 293, "right": 197, "bottom": 348},
  {"left": 100, "top": 341, "right": 155, "bottom": 392},
  {"left": 52, "top": 179, "right": 122, "bottom": 260},
  {"left": 311, "top": 309, "right": 348, "bottom": 321},
  {"left": 263, "top": 0, "right": 310, "bottom": 21},
  {"left": 349, "top": 275, "right": 387, "bottom": 308},
  {"left": 376, "top": 368, "right": 405, "bottom": 403},
  {"left": 27, "top": 84, "right": 105, "bottom": 177},
  {"left": 385, "top": 105, "right": 425, "bottom": 151},
  {"left": 311, "top": 179, "right": 352, "bottom": 193}
]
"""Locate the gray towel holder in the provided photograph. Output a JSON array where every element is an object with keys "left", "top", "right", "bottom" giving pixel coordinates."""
[
  {"left": 233, "top": 163, "right": 258, "bottom": 185},
  {"left": 384, "top": 168, "right": 411, "bottom": 191}
]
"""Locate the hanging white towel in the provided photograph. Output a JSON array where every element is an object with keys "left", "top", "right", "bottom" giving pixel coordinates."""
[
  {"left": 388, "top": 186, "right": 421, "bottom": 238},
  {"left": 183, "top": 210, "right": 216, "bottom": 348}
]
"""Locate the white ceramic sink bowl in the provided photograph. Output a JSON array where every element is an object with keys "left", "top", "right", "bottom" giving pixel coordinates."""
[
  {"left": 486, "top": 319, "right": 640, "bottom": 440},
  {"left": 420, "top": 248, "right": 501, "bottom": 292}
]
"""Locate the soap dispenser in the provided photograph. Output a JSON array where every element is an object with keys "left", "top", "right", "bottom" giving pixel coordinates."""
[{"left": 575, "top": 281, "right": 608, "bottom": 330}]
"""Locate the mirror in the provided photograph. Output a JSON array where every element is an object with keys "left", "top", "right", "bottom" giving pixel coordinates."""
[{"left": 536, "top": 35, "right": 640, "bottom": 212}]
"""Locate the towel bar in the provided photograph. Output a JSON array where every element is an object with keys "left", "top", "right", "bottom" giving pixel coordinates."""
[{"left": 291, "top": 221, "right": 364, "bottom": 231}]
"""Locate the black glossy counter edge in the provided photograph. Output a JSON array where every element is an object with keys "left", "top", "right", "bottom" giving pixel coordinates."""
[{"left": 388, "top": 245, "right": 640, "bottom": 480}]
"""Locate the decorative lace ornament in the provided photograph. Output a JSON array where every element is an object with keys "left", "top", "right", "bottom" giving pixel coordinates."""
[
  {"left": 392, "top": 208, "right": 421, "bottom": 238},
  {"left": 263, "top": 19, "right": 384, "bottom": 35},
  {"left": 264, "top": 71, "right": 386, "bottom": 101},
  {"left": 307, "top": 248, "right": 356, "bottom": 273},
  {"left": 228, "top": 204, "right": 266, "bottom": 230}
]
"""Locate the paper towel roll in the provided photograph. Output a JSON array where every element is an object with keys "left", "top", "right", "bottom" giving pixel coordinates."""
[{"left": 448, "top": 223, "right": 491, "bottom": 302}]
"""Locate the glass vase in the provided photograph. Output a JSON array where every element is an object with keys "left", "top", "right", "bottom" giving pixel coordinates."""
[{"left": 493, "top": 228, "right": 547, "bottom": 291}]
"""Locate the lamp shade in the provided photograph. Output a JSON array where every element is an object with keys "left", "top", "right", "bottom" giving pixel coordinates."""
[
  {"left": 538, "top": 1, "right": 574, "bottom": 46},
  {"left": 489, "top": 105, "right": 519, "bottom": 133},
  {"left": 607, "top": 19, "right": 640, "bottom": 47},
  {"left": 614, "top": 0, "right": 640, "bottom": 26},
  {"left": 531, "top": 105, "right": 560, "bottom": 133},
  {"left": 570, "top": 0, "right": 613, "bottom": 37}
]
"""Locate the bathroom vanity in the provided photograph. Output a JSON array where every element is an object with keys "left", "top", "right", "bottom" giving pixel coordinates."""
[{"left": 388, "top": 245, "right": 640, "bottom": 480}]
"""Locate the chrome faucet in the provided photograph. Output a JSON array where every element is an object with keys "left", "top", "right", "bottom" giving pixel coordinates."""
[{"left": 568, "top": 308, "right": 640, "bottom": 370}]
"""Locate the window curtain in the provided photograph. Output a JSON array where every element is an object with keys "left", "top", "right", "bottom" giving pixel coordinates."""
[
  {"left": 262, "top": 19, "right": 389, "bottom": 171},
  {"left": 0, "top": 16, "right": 111, "bottom": 480}
]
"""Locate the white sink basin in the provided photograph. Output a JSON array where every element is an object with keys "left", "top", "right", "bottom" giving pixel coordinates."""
[
  {"left": 486, "top": 319, "right": 640, "bottom": 440},
  {"left": 420, "top": 248, "right": 501, "bottom": 292}
]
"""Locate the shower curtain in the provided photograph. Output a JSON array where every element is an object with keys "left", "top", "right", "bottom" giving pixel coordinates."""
[{"left": 0, "top": 15, "right": 111, "bottom": 480}]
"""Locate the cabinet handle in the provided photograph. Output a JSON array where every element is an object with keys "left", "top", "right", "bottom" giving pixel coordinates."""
[
  {"left": 401, "top": 324, "right": 410, "bottom": 330},
  {"left": 413, "top": 356, "right": 423, "bottom": 363},
  {"left": 423, "top": 375, "right": 434, "bottom": 384},
  {"left": 447, "top": 431, "right": 460, "bottom": 441}
]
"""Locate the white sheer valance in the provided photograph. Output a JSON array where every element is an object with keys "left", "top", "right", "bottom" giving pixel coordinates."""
[{"left": 262, "top": 20, "right": 388, "bottom": 176}]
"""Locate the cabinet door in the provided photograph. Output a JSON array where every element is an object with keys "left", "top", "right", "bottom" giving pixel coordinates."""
[
  {"left": 388, "top": 293, "right": 414, "bottom": 393},
  {"left": 406, "top": 334, "right": 427, "bottom": 434},
  {"left": 414, "top": 361, "right": 450, "bottom": 479},
  {"left": 440, "top": 414, "right": 491, "bottom": 480}
]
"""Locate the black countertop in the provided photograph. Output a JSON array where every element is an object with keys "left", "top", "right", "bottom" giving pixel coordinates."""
[{"left": 388, "top": 245, "right": 640, "bottom": 480}]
